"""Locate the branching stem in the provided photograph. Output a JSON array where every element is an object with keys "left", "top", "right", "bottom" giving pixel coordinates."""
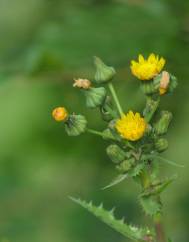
[{"left": 108, "top": 82, "right": 124, "bottom": 117}]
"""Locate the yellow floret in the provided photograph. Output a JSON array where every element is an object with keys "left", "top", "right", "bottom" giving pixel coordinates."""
[
  {"left": 130, "top": 53, "right": 165, "bottom": 81},
  {"left": 115, "top": 111, "right": 147, "bottom": 141}
]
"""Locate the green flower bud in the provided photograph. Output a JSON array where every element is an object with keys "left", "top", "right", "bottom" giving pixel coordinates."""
[
  {"left": 155, "top": 138, "right": 168, "bottom": 152},
  {"left": 154, "top": 111, "right": 173, "bottom": 135},
  {"left": 106, "top": 144, "right": 127, "bottom": 164},
  {"left": 84, "top": 87, "right": 106, "bottom": 108},
  {"left": 65, "top": 114, "right": 87, "bottom": 136},
  {"left": 94, "top": 56, "right": 116, "bottom": 84},
  {"left": 140, "top": 80, "right": 157, "bottom": 95},
  {"left": 143, "top": 98, "right": 160, "bottom": 122},
  {"left": 116, "top": 158, "right": 135, "bottom": 173}
]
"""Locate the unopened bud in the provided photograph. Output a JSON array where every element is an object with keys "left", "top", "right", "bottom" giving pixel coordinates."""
[
  {"left": 106, "top": 144, "right": 127, "bottom": 164},
  {"left": 154, "top": 111, "right": 173, "bottom": 135},
  {"left": 94, "top": 56, "right": 116, "bottom": 84},
  {"left": 52, "top": 107, "right": 68, "bottom": 122},
  {"left": 159, "top": 71, "right": 170, "bottom": 95},
  {"left": 116, "top": 158, "right": 135, "bottom": 172},
  {"left": 155, "top": 138, "right": 168, "bottom": 152}
]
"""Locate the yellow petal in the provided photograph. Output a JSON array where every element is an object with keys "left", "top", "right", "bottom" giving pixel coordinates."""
[
  {"left": 138, "top": 54, "right": 145, "bottom": 63},
  {"left": 148, "top": 53, "right": 156, "bottom": 63}
]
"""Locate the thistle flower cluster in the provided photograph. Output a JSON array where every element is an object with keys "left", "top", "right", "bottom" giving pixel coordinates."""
[{"left": 52, "top": 54, "right": 178, "bottom": 242}]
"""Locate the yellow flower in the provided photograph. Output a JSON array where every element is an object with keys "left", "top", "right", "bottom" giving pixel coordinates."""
[
  {"left": 115, "top": 111, "right": 147, "bottom": 141},
  {"left": 130, "top": 53, "right": 165, "bottom": 80},
  {"left": 52, "top": 107, "right": 68, "bottom": 122}
]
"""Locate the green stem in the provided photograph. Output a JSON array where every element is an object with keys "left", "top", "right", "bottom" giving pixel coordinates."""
[
  {"left": 153, "top": 213, "right": 166, "bottom": 242},
  {"left": 108, "top": 82, "right": 124, "bottom": 117},
  {"left": 140, "top": 168, "right": 167, "bottom": 242},
  {"left": 86, "top": 128, "right": 104, "bottom": 137}
]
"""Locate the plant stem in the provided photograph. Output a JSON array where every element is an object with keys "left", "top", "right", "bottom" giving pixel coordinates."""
[
  {"left": 140, "top": 168, "right": 167, "bottom": 242},
  {"left": 153, "top": 213, "right": 166, "bottom": 242},
  {"left": 86, "top": 128, "right": 104, "bottom": 137},
  {"left": 108, "top": 82, "right": 124, "bottom": 117}
]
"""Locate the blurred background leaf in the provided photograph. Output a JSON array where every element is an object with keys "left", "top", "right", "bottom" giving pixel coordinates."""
[{"left": 0, "top": 0, "right": 188, "bottom": 242}]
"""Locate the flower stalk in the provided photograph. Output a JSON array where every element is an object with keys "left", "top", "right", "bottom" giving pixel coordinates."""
[{"left": 108, "top": 82, "right": 124, "bottom": 116}]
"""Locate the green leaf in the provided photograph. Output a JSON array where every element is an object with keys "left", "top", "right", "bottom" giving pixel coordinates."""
[
  {"left": 139, "top": 196, "right": 162, "bottom": 216},
  {"left": 102, "top": 173, "right": 128, "bottom": 190},
  {"left": 153, "top": 155, "right": 184, "bottom": 168},
  {"left": 128, "top": 163, "right": 145, "bottom": 177},
  {"left": 70, "top": 197, "right": 153, "bottom": 242}
]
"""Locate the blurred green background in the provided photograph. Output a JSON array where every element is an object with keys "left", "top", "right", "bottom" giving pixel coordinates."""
[{"left": 0, "top": 0, "right": 188, "bottom": 242}]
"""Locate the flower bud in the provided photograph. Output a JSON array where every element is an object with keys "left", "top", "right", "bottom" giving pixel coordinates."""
[
  {"left": 73, "top": 78, "right": 91, "bottom": 89},
  {"left": 155, "top": 138, "right": 168, "bottom": 152},
  {"left": 143, "top": 98, "right": 159, "bottom": 122},
  {"left": 84, "top": 87, "right": 106, "bottom": 108},
  {"left": 154, "top": 111, "right": 173, "bottom": 135},
  {"left": 52, "top": 107, "right": 68, "bottom": 122},
  {"left": 159, "top": 71, "right": 170, "bottom": 95},
  {"left": 116, "top": 158, "right": 135, "bottom": 173},
  {"left": 154, "top": 71, "right": 178, "bottom": 95},
  {"left": 106, "top": 144, "right": 127, "bottom": 164},
  {"left": 94, "top": 56, "right": 116, "bottom": 84},
  {"left": 65, "top": 114, "right": 87, "bottom": 136}
]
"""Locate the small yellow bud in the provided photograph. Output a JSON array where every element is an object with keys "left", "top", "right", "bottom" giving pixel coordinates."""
[
  {"left": 73, "top": 78, "right": 91, "bottom": 89},
  {"left": 52, "top": 107, "right": 68, "bottom": 122}
]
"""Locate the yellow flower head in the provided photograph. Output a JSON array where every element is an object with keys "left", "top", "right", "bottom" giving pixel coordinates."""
[
  {"left": 130, "top": 53, "right": 165, "bottom": 81},
  {"left": 52, "top": 107, "right": 68, "bottom": 122},
  {"left": 115, "top": 111, "right": 147, "bottom": 141}
]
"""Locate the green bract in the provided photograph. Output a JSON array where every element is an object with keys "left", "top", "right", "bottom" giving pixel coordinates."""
[{"left": 84, "top": 87, "right": 106, "bottom": 108}]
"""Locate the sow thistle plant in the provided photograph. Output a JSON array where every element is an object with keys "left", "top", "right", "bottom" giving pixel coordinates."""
[{"left": 52, "top": 54, "right": 179, "bottom": 242}]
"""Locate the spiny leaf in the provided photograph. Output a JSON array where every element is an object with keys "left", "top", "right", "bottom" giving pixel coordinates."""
[
  {"left": 149, "top": 155, "right": 184, "bottom": 168},
  {"left": 139, "top": 196, "right": 162, "bottom": 216},
  {"left": 128, "top": 163, "right": 145, "bottom": 177},
  {"left": 69, "top": 197, "right": 152, "bottom": 242},
  {"left": 102, "top": 173, "right": 128, "bottom": 190}
]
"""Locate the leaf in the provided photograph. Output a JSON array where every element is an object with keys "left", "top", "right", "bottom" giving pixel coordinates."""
[
  {"left": 148, "top": 154, "right": 184, "bottom": 168},
  {"left": 139, "top": 196, "right": 162, "bottom": 216},
  {"left": 128, "top": 163, "right": 145, "bottom": 177},
  {"left": 69, "top": 197, "right": 152, "bottom": 242},
  {"left": 102, "top": 173, "right": 128, "bottom": 190}
]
